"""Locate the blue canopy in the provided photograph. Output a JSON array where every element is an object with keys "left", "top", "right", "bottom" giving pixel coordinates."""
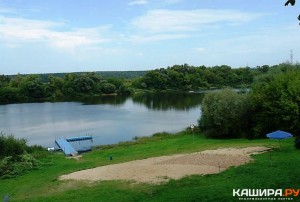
[{"left": 266, "top": 130, "right": 293, "bottom": 140}]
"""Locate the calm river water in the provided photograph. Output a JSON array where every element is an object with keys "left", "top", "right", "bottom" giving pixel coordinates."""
[{"left": 0, "top": 93, "right": 203, "bottom": 147}]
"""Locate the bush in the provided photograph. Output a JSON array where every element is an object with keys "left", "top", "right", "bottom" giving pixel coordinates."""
[
  {"left": 0, "top": 153, "right": 40, "bottom": 179},
  {"left": 101, "top": 83, "right": 116, "bottom": 94},
  {"left": 198, "top": 88, "right": 250, "bottom": 138},
  {"left": 0, "top": 133, "right": 27, "bottom": 159},
  {"left": 0, "top": 133, "right": 41, "bottom": 178}
]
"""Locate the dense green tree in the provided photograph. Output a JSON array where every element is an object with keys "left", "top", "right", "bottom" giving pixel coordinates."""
[
  {"left": 19, "top": 75, "right": 46, "bottom": 99},
  {"left": 249, "top": 67, "right": 300, "bottom": 137},
  {"left": 9, "top": 74, "right": 25, "bottom": 88},
  {"left": 166, "top": 69, "right": 184, "bottom": 89},
  {"left": 62, "top": 73, "right": 78, "bottom": 96},
  {"left": 62, "top": 73, "right": 104, "bottom": 96},
  {"left": 198, "top": 89, "right": 250, "bottom": 138},
  {"left": 257, "top": 65, "right": 270, "bottom": 73},
  {"left": 141, "top": 70, "right": 167, "bottom": 90},
  {"left": 0, "top": 75, "right": 10, "bottom": 88},
  {"left": 101, "top": 83, "right": 116, "bottom": 94},
  {"left": 73, "top": 75, "right": 95, "bottom": 94},
  {"left": 234, "top": 67, "right": 253, "bottom": 85},
  {"left": 0, "top": 87, "right": 23, "bottom": 103},
  {"left": 47, "top": 75, "right": 64, "bottom": 98},
  {"left": 107, "top": 78, "right": 123, "bottom": 89},
  {"left": 118, "top": 84, "right": 132, "bottom": 95}
]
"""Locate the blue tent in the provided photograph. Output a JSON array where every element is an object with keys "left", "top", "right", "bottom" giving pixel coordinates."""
[{"left": 266, "top": 130, "right": 293, "bottom": 139}]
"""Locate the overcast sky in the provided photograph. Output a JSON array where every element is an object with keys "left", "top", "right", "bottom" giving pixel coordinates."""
[{"left": 0, "top": 0, "right": 299, "bottom": 74}]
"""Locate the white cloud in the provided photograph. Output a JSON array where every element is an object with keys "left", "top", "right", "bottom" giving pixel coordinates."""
[
  {"left": 127, "top": 33, "right": 187, "bottom": 43},
  {"left": 128, "top": 0, "right": 148, "bottom": 6},
  {"left": 195, "top": 47, "right": 205, "bottom": 53},
  {"left": 131, "top": 9, "right": 266, "bottom": 33},
  {"left": 163, "top": 0, "right": 184, "bottom": 4},
  {"left": 0, "top": 16, "right": 111, "bottom": 51}
]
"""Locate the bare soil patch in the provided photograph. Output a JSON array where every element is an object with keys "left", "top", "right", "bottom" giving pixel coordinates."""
[{"left": 60, "top": 146, "right": 270, "bottom": 184}]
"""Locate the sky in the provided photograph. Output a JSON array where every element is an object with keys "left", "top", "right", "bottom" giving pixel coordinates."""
[{"left": 0, "top": 0, "right": 299, "bottom": 75}]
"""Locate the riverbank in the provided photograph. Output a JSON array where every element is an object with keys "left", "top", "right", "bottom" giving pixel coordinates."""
[{"left": 0, "top": 131, "right": 298, "bottom": 201}]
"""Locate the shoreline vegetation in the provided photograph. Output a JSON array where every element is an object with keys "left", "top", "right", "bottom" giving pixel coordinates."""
[
  {"left": 0, "top": 63, "right": 288, "bottom": 104},
  {"left": 0, "top": 130, "right": 299, "bottom": 201}
]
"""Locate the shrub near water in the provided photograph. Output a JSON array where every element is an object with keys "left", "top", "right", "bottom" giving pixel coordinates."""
[
  {"left": 0, "top": 133, "right": 40, "bottom": 179},
  {"left": 198, "top": 88, "right": 249, "bottom": 138}
]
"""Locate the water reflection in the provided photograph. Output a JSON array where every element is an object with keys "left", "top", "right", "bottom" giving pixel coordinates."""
[
  {"left": 132, "top": 92, "right": 204, "bottom": 111},
  {"left": 65, "top": 95, "right": 128, "bottom": 105},
  {"left": 67, "top": 92, "right": 204, "bottom": 111}
]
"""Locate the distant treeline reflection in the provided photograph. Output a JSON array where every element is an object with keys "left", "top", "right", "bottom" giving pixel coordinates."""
[
  {"left": 71, "top": 92, "right": 203, "bottom": 111},
  {"left": 132, "top": 92, "right": 204, "bottom": 111}
]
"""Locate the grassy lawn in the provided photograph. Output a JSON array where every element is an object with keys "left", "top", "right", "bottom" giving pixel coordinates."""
[{"left": 0, "top": 131, "right": 299, "bottom": 201}]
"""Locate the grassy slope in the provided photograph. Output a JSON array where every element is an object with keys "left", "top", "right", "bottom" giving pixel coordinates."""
[{"left": 0, "top": 132, "right": 299, "bottom": 202}]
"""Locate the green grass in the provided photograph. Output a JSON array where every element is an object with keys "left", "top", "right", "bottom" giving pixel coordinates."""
[{"left": 1, "top": 131, "right": 299, "bottom": 202}]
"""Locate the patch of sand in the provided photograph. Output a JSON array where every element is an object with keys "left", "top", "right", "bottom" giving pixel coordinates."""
[{"left": 59, "top": 146, "right": 270, "bottom": 184}]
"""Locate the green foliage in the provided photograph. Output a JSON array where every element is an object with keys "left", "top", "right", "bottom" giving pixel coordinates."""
[
  {"left": 257, "top": 65, "right": 270, "bottom": 73},
  {"left": 101, "top": 83, "right": 116, "bottom": 94},
  {"left": 47, "top": 75, "right": 64, "bottom": 98},
  {"left": 137, "top": 64, "right": 254, "bottom": 91},
  {"left": 197, "top": 63, "right": 300, "bottom": 139},
  {"left": 295, "top": 136, "right": 300, "bottom": 149},
  {"left": 0, "top": 63, "right": 293, "bottom": 105},
  {"left": 0, "top": 75, "right": 10, "bottom": 87},
  {"left": 249, "top": 65, "right": 300, "bottom": 138},
  {"left": 118, "top": 84, "right": 133, "bottom": 95},
  {"left": 19, "top": 75, "right": 46, "bottom": 99},
  {"left": 0, "top": 133, "right": 41, "bottom": 179},
  {"left": 0, "top": 72, "right": 126, "bottom": 103},
  {"left": 0, "top": 87, "right": 24, "bottom": 103},
  {"left": 107, "top": 78, "right": 123, "bottom": 89},
  {"left": 0, "top": 153, "right": 40, "bottom": 179},
  {"left": 199, "top": 89, "right": 250, "bottom": 138},
  {"left": 62, "top": 73, "right": 104, "bottom": 96},
  {"left": 0, "top": 133, "right": 27, "bottom": 159}
]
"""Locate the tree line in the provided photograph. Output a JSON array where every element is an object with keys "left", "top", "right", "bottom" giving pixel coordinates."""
[
  {"left": 0, "top": 63, "right": 293, "bottom": 104},
  {"left": 132, "top": 64, "right": 256, "bottom": 90},
  {"left": 0, "top": 72, "right": 133, "bottom": 103}
]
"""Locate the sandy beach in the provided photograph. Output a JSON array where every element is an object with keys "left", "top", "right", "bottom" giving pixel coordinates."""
[{"left": 60, "top": 146, "right": 270, "bottom": 184}]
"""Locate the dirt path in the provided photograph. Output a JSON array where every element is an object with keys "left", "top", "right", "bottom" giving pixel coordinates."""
[{"left": 60, "top": 146, "right": 270, "bottom": 184}]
